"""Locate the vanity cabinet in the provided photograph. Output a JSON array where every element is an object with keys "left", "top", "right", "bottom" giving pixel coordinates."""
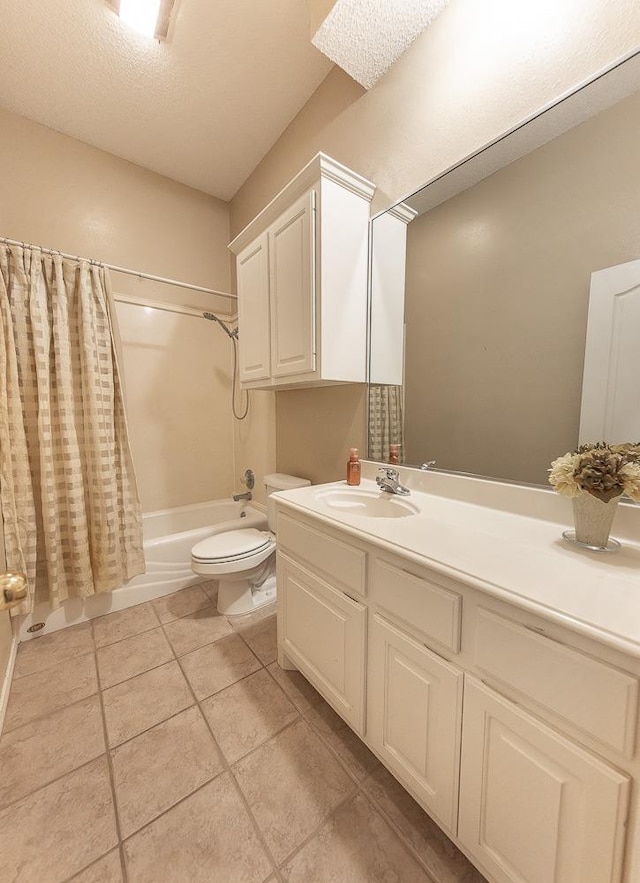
[
  {"left": 277, "top": 553, "right": 366, "bottom": 733},
  {"left": 368, "top": 612, "right": 463, "bottom": 831},
  {"left": 459, "top": 678, "right": 629, "bottom": 883},
  {"left": 276, "top": 512, "right": 367, "bottom": 733},
  {"left": 274, "top": 501, "right": 640, "bottom": 883},
  {"left": 229, "top": 153, "right": 375, "bottom": 389}
]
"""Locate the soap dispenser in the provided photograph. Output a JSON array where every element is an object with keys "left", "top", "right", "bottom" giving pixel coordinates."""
[{"left": 347, "top": 448, "right": 361, "bottom": 486}]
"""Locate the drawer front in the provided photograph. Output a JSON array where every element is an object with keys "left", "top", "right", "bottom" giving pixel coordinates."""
[
  {"left": 475, "top": 608, "right": 638, "bottom": 756},
  {"left": 278, "top": 553, "right": 366, "bottom": 733},
  {"left": 371, "top": 558, "right": 462, "bottom": 653},
  {"left": 277, "top": 511, "right": 366, "bottom": 598}
]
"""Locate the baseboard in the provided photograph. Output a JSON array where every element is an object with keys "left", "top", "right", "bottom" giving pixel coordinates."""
[{"left": 0, "top": 629, "right": 19, "bottom": 737}]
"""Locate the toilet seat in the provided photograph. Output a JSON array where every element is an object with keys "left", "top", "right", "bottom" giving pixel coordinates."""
[{"left": 191, "top": 528, "right": 276, "bottom": 576}]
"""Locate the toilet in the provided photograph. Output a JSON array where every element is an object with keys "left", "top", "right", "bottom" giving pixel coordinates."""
[{"left": 191, "top": 473, "right": 310, "bottom": 616}]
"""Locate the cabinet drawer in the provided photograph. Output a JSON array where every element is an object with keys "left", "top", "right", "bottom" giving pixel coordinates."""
[
  {"left": 278, "top": 553, "right": 366, "bottom": 733},
  {"left": 277, "top": 511, "right": 366, "bottom": 598},
  {"left": 371, "top": 558, "right": 462, "bottom": 652},
  {"left": 475, "top": 608, "right": 638, "bottom": 756}
]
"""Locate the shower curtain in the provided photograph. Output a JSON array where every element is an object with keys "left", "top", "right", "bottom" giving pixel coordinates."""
[
  {"left": 0, "top": 244, "right": 144, "bottom": 614},
  {"left": 368, "top": 384, "right": 404, "bottom": 463}
]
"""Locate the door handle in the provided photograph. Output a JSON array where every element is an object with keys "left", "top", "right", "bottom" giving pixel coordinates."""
[{"left": 0, "top": 572, "right": 28, "bottom": 612}]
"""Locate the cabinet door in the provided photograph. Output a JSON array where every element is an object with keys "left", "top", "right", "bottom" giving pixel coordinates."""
[
  {"left": 269, "top": 190, "right": 316, "bottom": 378},
  {"left": 237, "top": 232, "right": 270, "bottom": 382},
  {"left": 277, "top": 552, "right": 366, "bottom": 733},
  {"left": 459, "top": 677, "right": 629, "bottom": 883},
  {"left": 368, "top": 613, "right": 463, "bottom": 831}
]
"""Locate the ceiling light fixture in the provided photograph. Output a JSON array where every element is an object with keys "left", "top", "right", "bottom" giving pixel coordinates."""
[
  {"left": 107, "top": 0, "right": 177, "bottom": 40},
  {"left": 120, "top": 0, "right": 161, "bottom": 37}
]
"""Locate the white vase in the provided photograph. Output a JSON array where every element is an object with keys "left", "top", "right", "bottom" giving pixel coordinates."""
[{"left": 571, "top": 492, "right": 621, "bottom": 548}]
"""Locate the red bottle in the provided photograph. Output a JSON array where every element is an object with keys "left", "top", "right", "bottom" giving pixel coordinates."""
[{"left": 347, "top": 448, "right": 361, "bottom": 486}]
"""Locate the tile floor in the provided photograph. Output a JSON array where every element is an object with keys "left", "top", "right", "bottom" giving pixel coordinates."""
[{"left": 0, "top": 582, "right": 487, "bottom": 883}]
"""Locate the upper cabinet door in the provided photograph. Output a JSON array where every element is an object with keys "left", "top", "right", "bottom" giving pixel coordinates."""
[
  {"left": 237, "top": 232, "right": 270, "bottom": 382},
  {"left": 269, "top": 190, "right": 316, "bottom": 378},
  {"left": 459, "top": 677, "right": 630, "bottom": 883}
]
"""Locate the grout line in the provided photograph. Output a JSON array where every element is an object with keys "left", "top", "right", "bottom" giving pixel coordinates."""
[
  {"left": 1, "top": 672, "right": 100, "bottom": 737},
  {"left": 273, "top": 789, "right": 361, "bottom": 872},
  {"left": 227, "top": 713, "right": 302, "bottom": 769},
  {"left": 118, "top": 774, "right": 226, "bottom": 844},
  {"left": 158, "top": 621, "right": 232, "bottom": 661},
  {"left": 92, "top": 608, "right": 162, "bottom": 652},
  {"left": 106, "top": 697, "right": 196, "bottom": 752},
  {"left": 61, "top": 848, "right": 122, "bottom": 883},
  {"left": 93, "top": 642, "right": 129, "bottom": 883},
  {"left": 159, "top": 645, "right": 281, "bottom": 877},
  {"left": 0, "top": 750, "right": 108, "bottom": 816},
  {"left": 97, "top": 648, "right": 177, "bottom": 693},
  {"left": 10, "top": 645, "right": 95, "bottom": 682},
  {"left": 170, "top": 630, "right": 281, "bottom": 876},
  {"left": 355, "top": 783, "right": 441, "bottom": 882}
]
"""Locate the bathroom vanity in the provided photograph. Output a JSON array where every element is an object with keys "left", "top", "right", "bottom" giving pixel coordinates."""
[{"left": 274, "top": 468, "right": 640, "bottom": 883}]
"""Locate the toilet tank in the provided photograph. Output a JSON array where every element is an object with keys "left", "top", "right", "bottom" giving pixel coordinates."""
[{"left": 264, "top": 473, "right": 311, "bottom": 531}]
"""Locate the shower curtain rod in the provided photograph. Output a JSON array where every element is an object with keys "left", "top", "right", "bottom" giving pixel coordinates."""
[
  {"left": 0, "top": 236, "right": 237, "bottom": 301},
  {"left": 113, "top": 293, "right": 236, "bottom": 320}
]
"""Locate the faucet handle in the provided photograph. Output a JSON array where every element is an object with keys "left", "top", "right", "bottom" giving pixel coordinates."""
[{"left": 376, "top": 466, "right": 398, "bottom": 484}]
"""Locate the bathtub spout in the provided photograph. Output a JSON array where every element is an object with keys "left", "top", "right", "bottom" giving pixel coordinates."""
[{"left": 233, "top": 491, "right": 252, "bottom": 502}]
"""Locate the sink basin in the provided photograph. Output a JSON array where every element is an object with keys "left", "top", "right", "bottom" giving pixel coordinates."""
[{"left": 313, "top": 487, "right": 419, "bottom": 518}]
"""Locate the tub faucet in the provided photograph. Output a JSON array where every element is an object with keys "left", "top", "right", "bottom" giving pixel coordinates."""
[
  {"left": 233, "top": 491, "right": 252, "bottom": 502},
  {"left": 376, "top": 467, "right": 411, "bottom": 496}
]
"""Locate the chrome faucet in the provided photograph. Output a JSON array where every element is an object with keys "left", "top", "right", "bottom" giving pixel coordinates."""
[
  {"left": 376, "top": 467, "right": 411, "bottom": 496},
  {"left": 233, "top": 491, "right": 252, "bottom": 502}
]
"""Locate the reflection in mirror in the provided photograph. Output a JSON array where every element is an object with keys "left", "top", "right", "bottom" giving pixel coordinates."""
[{"left": 369, "top": 61, "right": 640, "bottom": 488}]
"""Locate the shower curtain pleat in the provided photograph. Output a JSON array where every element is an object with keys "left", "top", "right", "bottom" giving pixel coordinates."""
[{"left": 0, "top": 244, "right": 144, "bottom": 614}]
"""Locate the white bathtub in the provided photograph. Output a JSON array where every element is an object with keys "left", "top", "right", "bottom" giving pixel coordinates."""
[{"left": 19, "top": 498, "right": 268, "bottom": 641}]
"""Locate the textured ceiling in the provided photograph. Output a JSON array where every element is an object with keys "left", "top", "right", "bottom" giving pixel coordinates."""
[
  {"left": 0, "top": 0, "right": 332, "bottom": 200},
  {"left": 312, "top": 0, "right": 449, "bottom": 89}
]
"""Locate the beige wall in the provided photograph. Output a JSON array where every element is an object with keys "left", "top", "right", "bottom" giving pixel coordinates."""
[
  {"left": 276, "top": 385, "right": 368, "bottom": 485},
  {"left": 229, "top": 0, "right": 640, "bottom": 484},
  {"left": 403, "top": 90, "right": 640, "bottom": 485},
  {"left": 233, "top": 391, "right": 276, "bottom": 507},
  {"left": 0, "top": 108, "right": 236, "bottom": 511}
]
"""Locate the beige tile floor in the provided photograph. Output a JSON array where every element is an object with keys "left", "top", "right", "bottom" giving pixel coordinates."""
[{"left": 0, "top": 583, "right": 487, "bottom": 883}]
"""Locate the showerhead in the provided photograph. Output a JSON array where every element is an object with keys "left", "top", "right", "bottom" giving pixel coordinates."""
[{"left": 203, "top": 312, "right": 239, "bottom": 339}]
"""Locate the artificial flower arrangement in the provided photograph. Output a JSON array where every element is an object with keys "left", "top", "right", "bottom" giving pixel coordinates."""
[{"left": 549, "top": 442, "right": 640, "bottom": 502}]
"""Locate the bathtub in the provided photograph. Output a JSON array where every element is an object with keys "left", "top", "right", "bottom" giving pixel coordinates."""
[{"left": 18, "top": 498, "right": 268, "bottom": 641}]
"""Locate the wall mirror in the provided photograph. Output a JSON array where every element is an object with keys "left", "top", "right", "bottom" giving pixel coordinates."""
[{"left": 368, "top": 52, "right": 640, "bottom": 489}]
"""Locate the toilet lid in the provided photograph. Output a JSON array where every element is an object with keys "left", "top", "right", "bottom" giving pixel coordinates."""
[{"left": 192, "top": 529, "right": 273, "bottom": 562}]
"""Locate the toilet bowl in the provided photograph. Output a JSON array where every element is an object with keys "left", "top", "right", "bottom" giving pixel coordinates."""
[{"left": 191, "top": 473, "right": 310, "bottom": 616}]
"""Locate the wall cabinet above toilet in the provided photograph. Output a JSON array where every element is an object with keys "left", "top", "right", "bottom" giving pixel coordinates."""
[{"left": 229, "top": 153, "right": 375, "bottom": 390}]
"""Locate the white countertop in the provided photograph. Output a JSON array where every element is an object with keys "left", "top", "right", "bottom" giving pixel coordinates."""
[{"left": 275, "top": 477, "right": 640, "bottom": 659}]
